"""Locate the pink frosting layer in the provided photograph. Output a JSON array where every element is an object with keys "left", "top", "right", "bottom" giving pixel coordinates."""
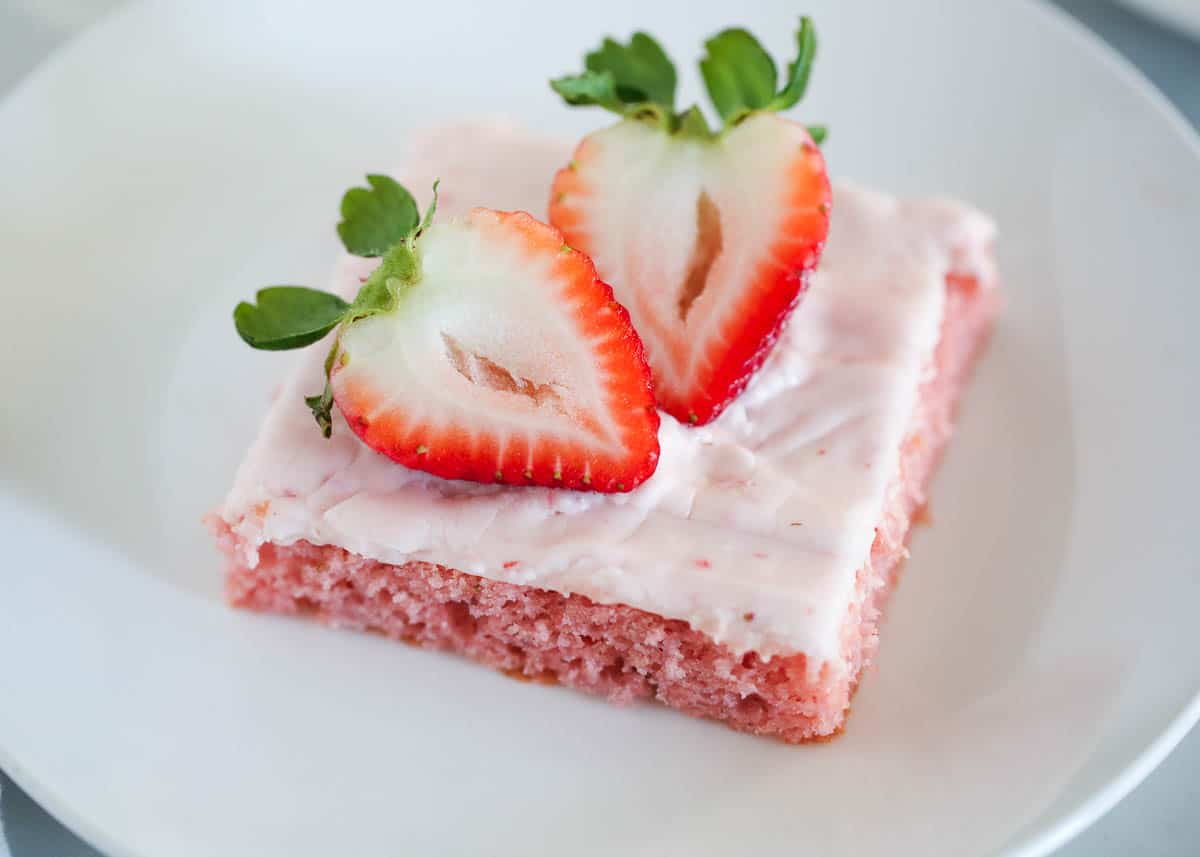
[{"left": 219, "top": 122, "right": 999, "bottom": 670}]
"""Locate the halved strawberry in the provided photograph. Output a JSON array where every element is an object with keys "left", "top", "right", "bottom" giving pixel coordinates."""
[
  {"left": 549, "top": 19, "right": 832, "bottom": 425},
  {"left": 233, "top": 179, "right": 660, "bottom": 493},
  {"left": 333, "top": 208, "right": 659, "bottom": 491}
]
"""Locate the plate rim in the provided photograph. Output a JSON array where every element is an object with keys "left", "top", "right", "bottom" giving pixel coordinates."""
[{"left": 995, "top": 4, "right": 1200, "bottom": 851}]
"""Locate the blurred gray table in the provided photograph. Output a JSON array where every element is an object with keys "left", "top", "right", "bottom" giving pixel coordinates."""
[{"left": 1, "top": 1, "right": 1198, "bottom": 854}]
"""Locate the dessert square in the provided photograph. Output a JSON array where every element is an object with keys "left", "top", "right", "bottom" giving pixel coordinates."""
[{"left": 211, "top": 123, "right": 999, "bottom": 742}]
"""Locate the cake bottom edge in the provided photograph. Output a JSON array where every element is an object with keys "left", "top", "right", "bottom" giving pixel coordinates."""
[{"left": 210, "top": 274, "right": 999, "bottom": 744}]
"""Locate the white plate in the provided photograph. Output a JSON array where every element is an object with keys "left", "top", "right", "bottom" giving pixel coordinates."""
[{"left": 2, "top": 1, "right": 1198, "bottom": 855}]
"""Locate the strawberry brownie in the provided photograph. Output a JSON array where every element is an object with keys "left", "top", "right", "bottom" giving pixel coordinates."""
[{"left": 211, "top": 118, "right": 999, "bottom": 742}]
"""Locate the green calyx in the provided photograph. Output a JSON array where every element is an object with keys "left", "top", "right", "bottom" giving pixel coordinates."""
[
  {"left": 550, "top": 17, "right": 826, "bottom": 144},
  {"left": 233, "top": 176, "right": 439, "bottom": 437},
  {"left": 550, "top": 31, "right": 680, "bottom": 132}
]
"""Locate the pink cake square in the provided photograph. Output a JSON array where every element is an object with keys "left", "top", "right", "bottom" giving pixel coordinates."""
[{"left": 211, "top": 123, "right": 999, "bottom": 743}]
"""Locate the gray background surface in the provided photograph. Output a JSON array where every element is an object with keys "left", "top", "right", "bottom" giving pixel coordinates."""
[{"left": 1, "top": 1, "right": 1197, "bottom": 854}]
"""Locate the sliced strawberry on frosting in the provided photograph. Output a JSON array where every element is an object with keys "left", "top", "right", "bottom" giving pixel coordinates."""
[
  {"left": 549, "top": 19, "right": 832, "bottom": 425},
  {"left": 233, "top": 178, "right": 660, "bottom": 492}
]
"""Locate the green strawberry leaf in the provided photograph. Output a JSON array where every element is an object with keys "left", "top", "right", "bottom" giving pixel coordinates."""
[
  {"left": 233, "top": 177, "right": 441, "bottom": 439},
  {"left": 699, "top": 28, "right": 778, "bottom": 123},
  {"left": 348, "top": 240, "right": 421, "bottom": 319},
  {"left": 675, "top": 105, "right": 713, "bottom": 138},
  {"left": 585, "top": 32, "right": 676, "bottom": 110},
  {"left": 305, "top": 344, "right": 340, "bottom": 438},
  {"left": 695, "top": 17, "right": 823, "bottom": 133},
  {"left": 418, "top": 179, "right": 440, "bottom": 237},
  {"left": 554, "top": 19, "right": 824, "bottom": 138},
  {"left": 347, "top": 275, "right": 396, "bottom": 321},
  {"left": 769, "top": 17, "right": 818, "bottom": 113},
  {"left": 233, "top": 286, "right": 349, "bottom": 350},
  {"left": 807, "top": 124, "right": 828, "bottom": 145},
  {"left": 302, "top": 238, "right": 422, "bottom": 436},
  {"left": 337, "top": 174, "right": 419, "bottom": 257},
  {"left": 304, "top": 390, "right": 334, "bottom": 437},
  {"left": 551, "top": 70, "right": 625, "bottom": 112},
  {"left": 551, "top": 32, "right": 676, "bottom": 125}
]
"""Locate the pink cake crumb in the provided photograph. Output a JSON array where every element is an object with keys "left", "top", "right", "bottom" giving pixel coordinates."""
[{"left": 210, "top": 271, "right": 997, "bottom": 743}]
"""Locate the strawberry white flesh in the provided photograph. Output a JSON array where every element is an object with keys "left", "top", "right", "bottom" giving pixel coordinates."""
[
  {"left": 330, "top": 209, "right": 660, "bottom": 492},
  {"left": 551, "top": 113, "right": 831, "bottom": 425}
]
